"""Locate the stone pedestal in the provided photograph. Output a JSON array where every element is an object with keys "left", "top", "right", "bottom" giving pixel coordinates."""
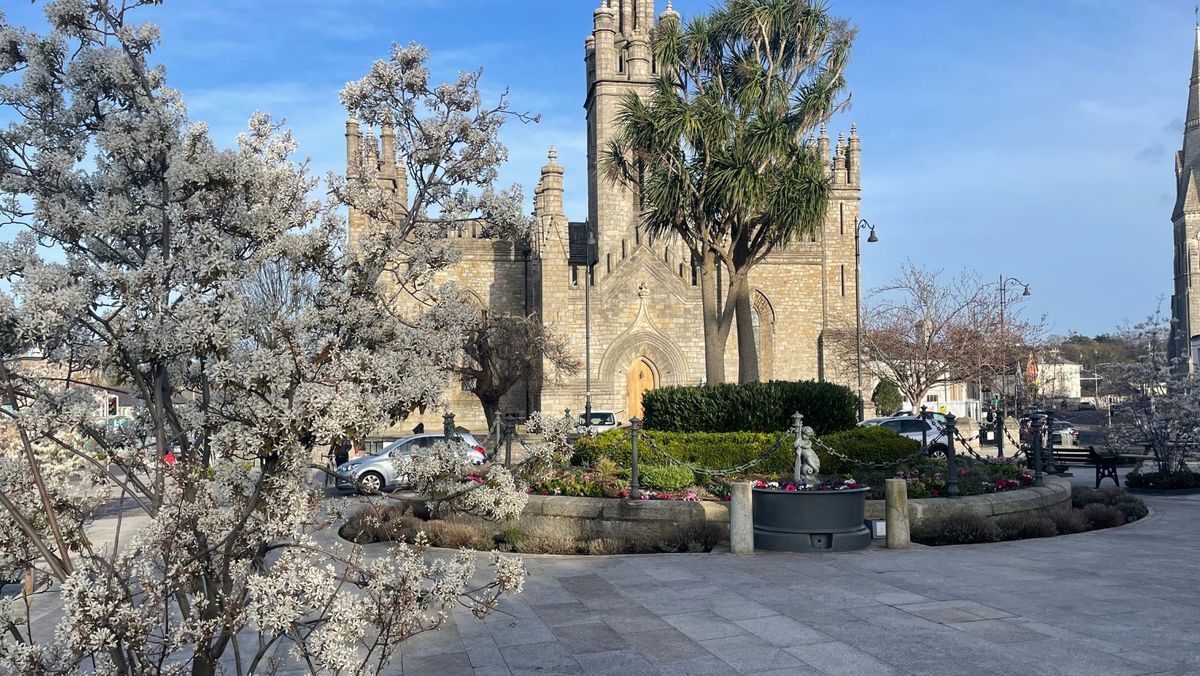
[
  {"left": 885, "top": 478, "right": 910, "bottom": 550},
  {"left": 730, "top": 482, "right": 754, "bottom": 555}
]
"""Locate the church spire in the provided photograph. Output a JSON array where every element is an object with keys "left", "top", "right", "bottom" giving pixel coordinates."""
[{"left": 1187, "top": 23, "right": 1200, "bottom": 137}]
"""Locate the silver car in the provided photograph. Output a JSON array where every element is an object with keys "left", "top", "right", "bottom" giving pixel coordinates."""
[
  {"left": 577, "top": 410, "right": 619, "bottom": 434},
  {"left": 875, "top": 416, "right": 949, "bottom": 458},
  {"left": 335, "top": 432, "right": 487, "bottom": 493}
]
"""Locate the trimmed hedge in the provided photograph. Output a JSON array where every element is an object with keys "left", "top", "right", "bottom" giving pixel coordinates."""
[
  {"left": 641, "top": 381, "right": 857, "bottom": 436},
  {"left": 572, "top": 426, "right": 920, "bottom": 477}
]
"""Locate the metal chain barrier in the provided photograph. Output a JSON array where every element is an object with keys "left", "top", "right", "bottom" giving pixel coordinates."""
[
  {"left": 640, "top": 432, "right": 794, "bottom": 478},
  {"left": 952, "top": 427, "right": 1023, "bottom": 466},
  {"left": 813, "top": 436, "right": 932, "bottom": 470}
]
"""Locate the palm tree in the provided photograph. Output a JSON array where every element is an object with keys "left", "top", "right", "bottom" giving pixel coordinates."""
[{"left": 606, "top": 0, "right": 854, "bottom": 384}]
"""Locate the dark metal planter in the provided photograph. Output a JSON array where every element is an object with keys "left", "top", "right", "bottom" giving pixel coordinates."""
[{"left": 752, "top": 487, "right": 872, "bottom": 552}]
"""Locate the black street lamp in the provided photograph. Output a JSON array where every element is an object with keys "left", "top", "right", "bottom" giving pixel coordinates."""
[
  {"left": 997, "top": 275, "right": 1031, "bottom": 420},
  {"left": 855, "top": 219, "right": 879, "bottom": 421}
]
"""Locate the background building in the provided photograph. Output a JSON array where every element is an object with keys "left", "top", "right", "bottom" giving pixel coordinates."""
[{"left": 351, "top": 0, "right": 863, "bottom": 432}]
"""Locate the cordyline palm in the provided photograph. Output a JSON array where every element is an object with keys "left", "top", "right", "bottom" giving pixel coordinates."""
[{"left": 606, "top": 0, "right": 853, "bottom": 385}]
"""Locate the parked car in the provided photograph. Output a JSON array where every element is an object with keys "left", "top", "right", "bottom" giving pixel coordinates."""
[
  {"left": 876, "top": 416, "right": 949, "bottom": 458},
  {"left": 1077, "top": 400, "right": 1097, "bottom": 411},
  {"left": 857, "top": 417, "right": 890, "bottom": 428},
  {"left": 1050, "top": 420, "right": 1080, "bottom": 445},
  {"left": 890, "top": 409, "right": 949, "bottom": 425},
  {"left": 577, "top": 410, "right": 619, "bottom": 434},
  {"left": 335, "top": 432, "right": 486, "bottom": 493}
]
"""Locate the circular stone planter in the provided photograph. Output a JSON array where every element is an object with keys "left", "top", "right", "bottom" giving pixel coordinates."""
[{"left": 752, "top": 487, "right": 872, "bottom": 552}]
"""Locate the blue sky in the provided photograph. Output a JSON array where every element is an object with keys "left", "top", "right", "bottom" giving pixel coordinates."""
[{"left": 2, "top": 0, "right": 1194, "bottom": 336}]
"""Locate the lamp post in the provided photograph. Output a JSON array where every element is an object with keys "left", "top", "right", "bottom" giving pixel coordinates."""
[
  {"left": 584, "top": 226, "right": 595, "bottom": 427},
  {"left": 997, "top": 275, "right": 1031, "bottom": 419},
  {"left": 854, "top": 219, "right": 879, "bottom": 421}
]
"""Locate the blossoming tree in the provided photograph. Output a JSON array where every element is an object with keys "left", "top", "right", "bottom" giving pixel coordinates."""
[
  {"left": 1104, "top": 314, "right": 1199, "bottom": 476},
  {"left": 0, "top": 2, "right": 562, "bottom": 673}
]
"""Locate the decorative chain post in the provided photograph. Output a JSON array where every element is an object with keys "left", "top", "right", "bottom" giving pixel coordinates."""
[
  {"left": 995, "top": 413, "right": 1005, "bottom": 458},
  {"left": 1030, "top": 416, "right": 1044, "bottom": 487},
  {"left": 1044, "top": 410, "right": 1056, "bottom": 473},
  {"left": 503, "top": 413, "right": 516, "bottom": 468},
  {"left": 945, "top": 412, "right": 959, "bottom": 497},
  {"left": 920, "top": 405, "right": 929, "bottom": 451},
  {"left": 442, "top": 411, "right": 455, "bottom": 442},
  {"left": 629, "top": 417, "right": 642, "bottom": 500}
]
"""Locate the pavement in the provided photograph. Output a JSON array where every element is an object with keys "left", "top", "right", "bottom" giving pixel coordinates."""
[
  {"left": 14, "top": 412, "right": 1200, "bottom": 675},
  {"left": 392, "top": 492, "right": 1199, "bottom": 676}
]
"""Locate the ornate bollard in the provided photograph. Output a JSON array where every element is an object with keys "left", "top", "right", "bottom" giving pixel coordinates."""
[
  {"left": 502, "top": 414, "right": 517, "bottom": 467},
  {"left": 443, "top": 411, "right": 455, "bottom": 441},
  {"left": 730, "top": 482, "right": 754, "bottom": 554},
  {"left": 920, "top": 405, "right": 929, "bottom": 450},
  {"left": 1045, "top": 410, "right": 1056, "bottom": 471},
  {"left": 996, "top": 412, "right": 1005, "bottom": 458},
  {"left": 1030, "top": 416, "right": 1045, "bottom": 487},
  {"left": 885, "top": 478, "right": 910, "bottom": 549},
  {"left": 945, "top": 412, "right": 959, "bottom": 497},
  {"left": 629, "top": 417, "right": 642, "bottom": 500}
]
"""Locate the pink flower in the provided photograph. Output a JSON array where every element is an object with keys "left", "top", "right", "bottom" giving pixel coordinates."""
[{"left": 754, "top": 480, "right": 767, "bottom": 488}]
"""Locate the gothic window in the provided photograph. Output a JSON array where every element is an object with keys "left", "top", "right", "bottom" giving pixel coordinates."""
[{"left": 752, "top": 290, "right": 776, "bottom": 380}]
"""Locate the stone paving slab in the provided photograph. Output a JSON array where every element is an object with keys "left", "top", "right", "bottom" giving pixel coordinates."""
[{"left": 18, "top": 494, "right": 1200, "bottom": 674}]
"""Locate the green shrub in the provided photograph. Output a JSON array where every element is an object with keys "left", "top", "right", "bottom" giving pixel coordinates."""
[
  {"left": 996, "top": 513, "right": 1058, "bottom": 541},
  {"left": 641, "top": 380, "right": 857, "bottom": 435},
  {"left": 911, "top": 511, "right": 1000, "bottom": 546},
  {"left": 339, "top": 505, "right": 422, "bottom": 544},
  {"left": 573, "top": 429, "right": 793, "bottom": 475},
  {"left": 1043, "top": 505, "right": 1089, "bottom": 534},
  {"left": 818, "top": 427, "right": 923, "bottom": 475},
  {"left": 637, "top": 465, "right": 695, "bottom": 491},
  {"left": 1081, "top": 503, "right": 1126, "bottom": 529},
  {"left": 1125, "top": 470, "right": 1200, "bottom": 490},
  {"left": 1071, "top": 486, "right": 1106, "bottom": 509},
  {"left": 1111, "top": 497, "right": 1148, "bottom": 521},
  {"left": 871, "top": 380, "right": 903, "bottom": 417},
  {"left": 574, "top": 426, "right": 921, "bottom": 478},
  {"left": 660, "top": 522, "right": 723, "bottom": 553}
]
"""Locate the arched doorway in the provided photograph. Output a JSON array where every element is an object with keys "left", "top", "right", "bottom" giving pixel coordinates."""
[{"left": 627, "top": 358, "right": 657, "bottom": 419}]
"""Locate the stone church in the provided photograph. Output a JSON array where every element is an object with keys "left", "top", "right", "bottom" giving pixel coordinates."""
[
  {"left": 350, "top": 0, "right": 863, "bottom": 431},
  {"left": 1171, "top": 26, "right": 1200, "bottom": 370}
]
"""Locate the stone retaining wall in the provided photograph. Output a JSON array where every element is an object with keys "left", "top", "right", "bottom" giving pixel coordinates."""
[
  {"left": 516, "top": 495, "right": 730, "bottom": 543},
  {"left": 514, "top": 477, "right": 1070, "bottom": 543},
  {"left": 864, "top": 476, "right": 1072, "bottom": 524}
]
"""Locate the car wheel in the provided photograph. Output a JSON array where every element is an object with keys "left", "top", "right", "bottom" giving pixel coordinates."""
[
  {"left": 927, "top": 444, "right": 948, "bottom": 460},
  {"left": 357, "top": 471, "right": 384, "bottom": 494}
]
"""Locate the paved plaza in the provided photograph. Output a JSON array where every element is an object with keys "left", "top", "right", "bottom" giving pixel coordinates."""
[{"left": 395, "top": 492, "right": 1199, "bottom": 676}]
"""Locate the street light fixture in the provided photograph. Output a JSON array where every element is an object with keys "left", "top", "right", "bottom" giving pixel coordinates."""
[
  {"left": 855, "top": 218, "right": 879, "bottom": 421},
  {"left": 997, "top": 275, "right": 1031, "bottom": 422}
]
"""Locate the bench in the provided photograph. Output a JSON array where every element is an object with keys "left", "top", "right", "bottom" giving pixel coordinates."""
[{"left": 1050, "top": 446, "right": 1155, "bottom": 488}]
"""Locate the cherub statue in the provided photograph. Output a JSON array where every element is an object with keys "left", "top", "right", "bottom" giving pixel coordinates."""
[{"left": 793, "top": 424, "right": 819, "bottom": 485}]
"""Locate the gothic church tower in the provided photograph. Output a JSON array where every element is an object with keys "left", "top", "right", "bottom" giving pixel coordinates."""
[{"left": 1171, "top": 26, "right": 1200, "bottom": 370}]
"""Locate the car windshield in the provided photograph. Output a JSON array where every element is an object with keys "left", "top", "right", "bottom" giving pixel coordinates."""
[{"left": 582, "top": 413, "right": 615, "bottom": 426}]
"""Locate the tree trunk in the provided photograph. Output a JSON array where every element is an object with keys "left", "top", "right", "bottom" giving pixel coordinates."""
[
  {"left": 732, "top": 272, "right": 759, "bottom": 384},
  {"left": 697, "top": 251, "right": 729, "bottom": 386},
  {"left": 900, "top": 384, "right": 930, "bottom": 412},
  {"left": 477, "top": 394, "right": 501, "bottom": 432}
]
